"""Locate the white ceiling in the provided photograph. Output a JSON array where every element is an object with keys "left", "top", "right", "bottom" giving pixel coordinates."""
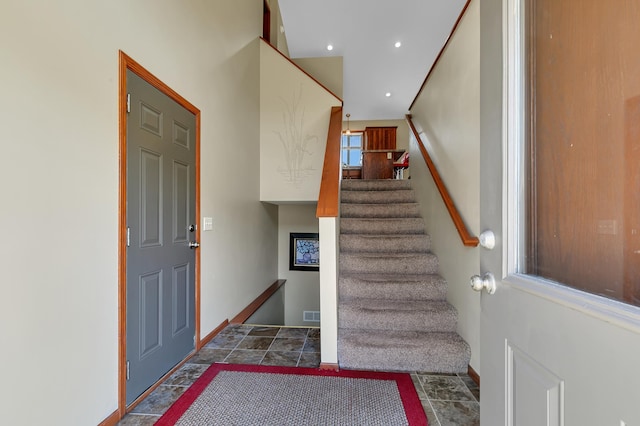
[{"left": 278, "top": 0, "right": 468, "bottom": 121}]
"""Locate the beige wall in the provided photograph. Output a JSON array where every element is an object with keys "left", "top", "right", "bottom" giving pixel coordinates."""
[
  {"left": 408, "top": 0, "right": 481, "bottom": 372},
  {"left": 260, "top": 41, "right": 342, "bottom": 203},
  {"left": 0, "top": 1, "right": 280, "bottom": 424},
  {"left": 277, "top": 204, "right": 321, "bottom": 326},
  {"left": 292, "top": 56, "right": 344, "bottom": 99}
]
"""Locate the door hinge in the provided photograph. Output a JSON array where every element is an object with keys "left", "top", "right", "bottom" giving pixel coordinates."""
[
  {"left": 126, "top": 227, "right": 131, "bottom": 247},
  {"left": 126, "top": 93, "right": 131, "bottom": 113},
  {"left": 126, "top": 360, "right": 130, "bottom": 381}
]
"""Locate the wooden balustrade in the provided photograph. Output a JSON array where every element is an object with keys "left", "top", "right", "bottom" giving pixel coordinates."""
[{"left": 316, "top": 106, "right": 343, "bottom": 218}]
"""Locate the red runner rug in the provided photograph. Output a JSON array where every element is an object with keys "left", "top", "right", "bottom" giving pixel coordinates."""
[{"left": 155, "top": 363, "right": 427, "bottom": 425}]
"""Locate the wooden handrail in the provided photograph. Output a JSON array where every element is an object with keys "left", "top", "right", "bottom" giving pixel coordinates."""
[
  {"left": 230, "top": 279, "right": 286, "bottom": 324},
  {"left": 316, "top": 106, "right": 343, "bottom": 218},
  {"left": 406, "top": 114, "right": 479, "bottom": 247}
]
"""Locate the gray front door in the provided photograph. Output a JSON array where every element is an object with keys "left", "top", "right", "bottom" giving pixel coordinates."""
[
  {"left": 480, "top": 0, "right": 640, "bottom": 424},
  {"left": 126, "top": 70, "right": 197, "bottom": 404}
]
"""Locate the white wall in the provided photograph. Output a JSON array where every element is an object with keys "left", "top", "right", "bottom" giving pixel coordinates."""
[
  {"left": 319, "top": 216, "right": 339, "bottom": 364},
  {"left": 408, "top": 0, "right": 481, "bottom": 372},
  {"left": 260, "top": 41, "right": 342, "bottom": 203},
  {"left": 0, "top": 1, "right": 279, "bottom": 424},
  {"left": 277, "top": 204, "right": 321, "bottom": 326}
]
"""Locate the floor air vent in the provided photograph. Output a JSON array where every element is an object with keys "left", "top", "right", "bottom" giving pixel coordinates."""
[{"left": 303, "top": 311, "right": 320, "bottom": 322}]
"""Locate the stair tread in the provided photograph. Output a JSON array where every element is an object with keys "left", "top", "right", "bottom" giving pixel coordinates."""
[
  {"left": 338, "top": 329, "right": 471, "bottom": 373},
  {"left": 340, "top": 218, "right": 426, "bottom": 222},
  {"left": 339, "top": 300, "right": 457, "bottom": 333},
  {"left": 340, "top": 233, "right": 430, "bottom": 241},
  {"left": 339, "top": 252, "right": 439, "bottom": 275},
  {"left": 340, "top": 272, "right": 444, "bottom": 282},
  {"left": 340, "top": 221, "right": 426, "bottom": 235},
  {"left": 339, "top": 273, "right": 448, "bottom": 301},
  {"left": 341, "top": 205, "right": 420, "bottom": 209},
  {"left": 340, "top": 217, "right": 424, "bottom": 221},
  {"left": 341, "top": 252, "right": 437, "bottom": 259},
  {"left": 341, "top": 180, "right": 412, "bottom": 191},
  {"left": 341, "top": 191, "right": 417, "bottom": 204},
  {"left": 340, "top": 329, "right": 467, "bottom": 344},
  {"left": 340, "top": 233, "right": 428, "bottom": 239},
  {"left": 341, "top": 190, "right": 413, "bottom": 194},
  {"left": 340, "top": 203, "right": 421, "bottom": 219},
  {"left": 340, "top": 234, "right": 431, "bottom": 254},
  {"left": 341, "top": 200, "right": 418, "bottom": 205},
  {"left": 341, "top": 298, "right": 454, "bottom": 311}
]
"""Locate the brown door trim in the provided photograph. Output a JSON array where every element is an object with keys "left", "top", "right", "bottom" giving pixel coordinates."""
[
  {"left": 263, "top": 0, "right": 271, "bottom": 43},
  {"left": 117, "top": 50, "right": 201, "bottom": 417}
]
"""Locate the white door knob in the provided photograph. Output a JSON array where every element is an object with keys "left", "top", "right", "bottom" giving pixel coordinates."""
[
  {"left": 479, "top": 230, "right": 496, "bottom": 249},
  {"left": 470, "top": 272, "right": 496, "bottom": 294}
]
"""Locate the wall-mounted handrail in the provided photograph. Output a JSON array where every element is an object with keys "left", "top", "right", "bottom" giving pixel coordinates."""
[
  {"left": 406, "top": 114, "right": 479, "bottom": 247},
  {"left": 317, "top": 106, "right": 343, "bottom": 218}
]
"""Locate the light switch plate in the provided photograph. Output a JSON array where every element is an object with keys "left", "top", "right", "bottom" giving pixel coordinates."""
[{"left": 203, "top": 217, "right": 213, "bottom": 231}]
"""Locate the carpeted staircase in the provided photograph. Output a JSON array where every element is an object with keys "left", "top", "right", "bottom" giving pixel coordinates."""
[{"left": 338, "top": 179, "right": 471, "bottom": 373}]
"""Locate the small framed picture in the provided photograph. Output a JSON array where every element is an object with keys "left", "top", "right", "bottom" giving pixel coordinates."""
[{"left": 289, "top": 233, "right": 320, "bottom": 271}]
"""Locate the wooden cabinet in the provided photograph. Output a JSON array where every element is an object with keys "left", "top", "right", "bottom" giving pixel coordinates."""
[
  {"left": 362, "top": 150, "right": 406, "bottom": 180},
  {"left": 364, "top": 126, "right": 397, "bottom": 150},
  {"left": 342, "top": 167, "right": 362, "bottom": 179},
  {"left": 361, "top": 151, "right": 394, "bottom": 179}
]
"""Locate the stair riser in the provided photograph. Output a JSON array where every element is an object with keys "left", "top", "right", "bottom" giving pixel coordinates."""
[
  {"left": 338, "top": 334, "right": 470, "bottom": 373},
  {"left": 340, "top": 255, "right": 438, "bottom": 275},
  {"left": 341, "top": 190, "right": 416, "bottom": 204},
  {"left": 342, "top": 180, "right": 412, "bottom": 191},
  {"left": 340, "top": 218, "right": 426, "bottom": 235},
  {"left": 341, "top": 203, "right": 421, "bottom": 218},
  {"left": 338, "top": 353, "right": 469, "bottom": 374},
  {"left": 340, "top": 234, "right": 430, "bottom": 253},
  {"left": 339, "top": 307, "right": 457, "bottom": 332},
  {"left": 339, "top": 280, "right": 447, "bottom": 301}
]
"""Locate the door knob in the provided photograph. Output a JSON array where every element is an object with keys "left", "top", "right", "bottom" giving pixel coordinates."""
[
  {"left": 189, "top": 241, "right": 200, "bottom": 249},
  {"left": 479, "top": 230, "right": 496, "bottom": 249},
  {"left": 470, "top": 272, "right": 496, "bottom": 294}
]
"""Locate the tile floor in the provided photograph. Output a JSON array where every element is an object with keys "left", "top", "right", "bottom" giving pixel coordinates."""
[{"left": 118, "top": 324, "right": 479, "bottom": 426}]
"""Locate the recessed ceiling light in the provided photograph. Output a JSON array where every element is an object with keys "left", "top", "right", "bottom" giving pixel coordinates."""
[
  {"left": 394, "top": 41, "right": 402, "bottom": 48},
  {"left": 385, "top": 92, "right": 392, "bottom": 97},
  {"left": 327, "top": 44, "right": 334, "bottom": 51}
]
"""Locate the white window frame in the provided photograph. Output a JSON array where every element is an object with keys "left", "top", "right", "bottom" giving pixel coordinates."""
[{"left": 341, "top": 132, "right": 363, "bottom": 167}]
